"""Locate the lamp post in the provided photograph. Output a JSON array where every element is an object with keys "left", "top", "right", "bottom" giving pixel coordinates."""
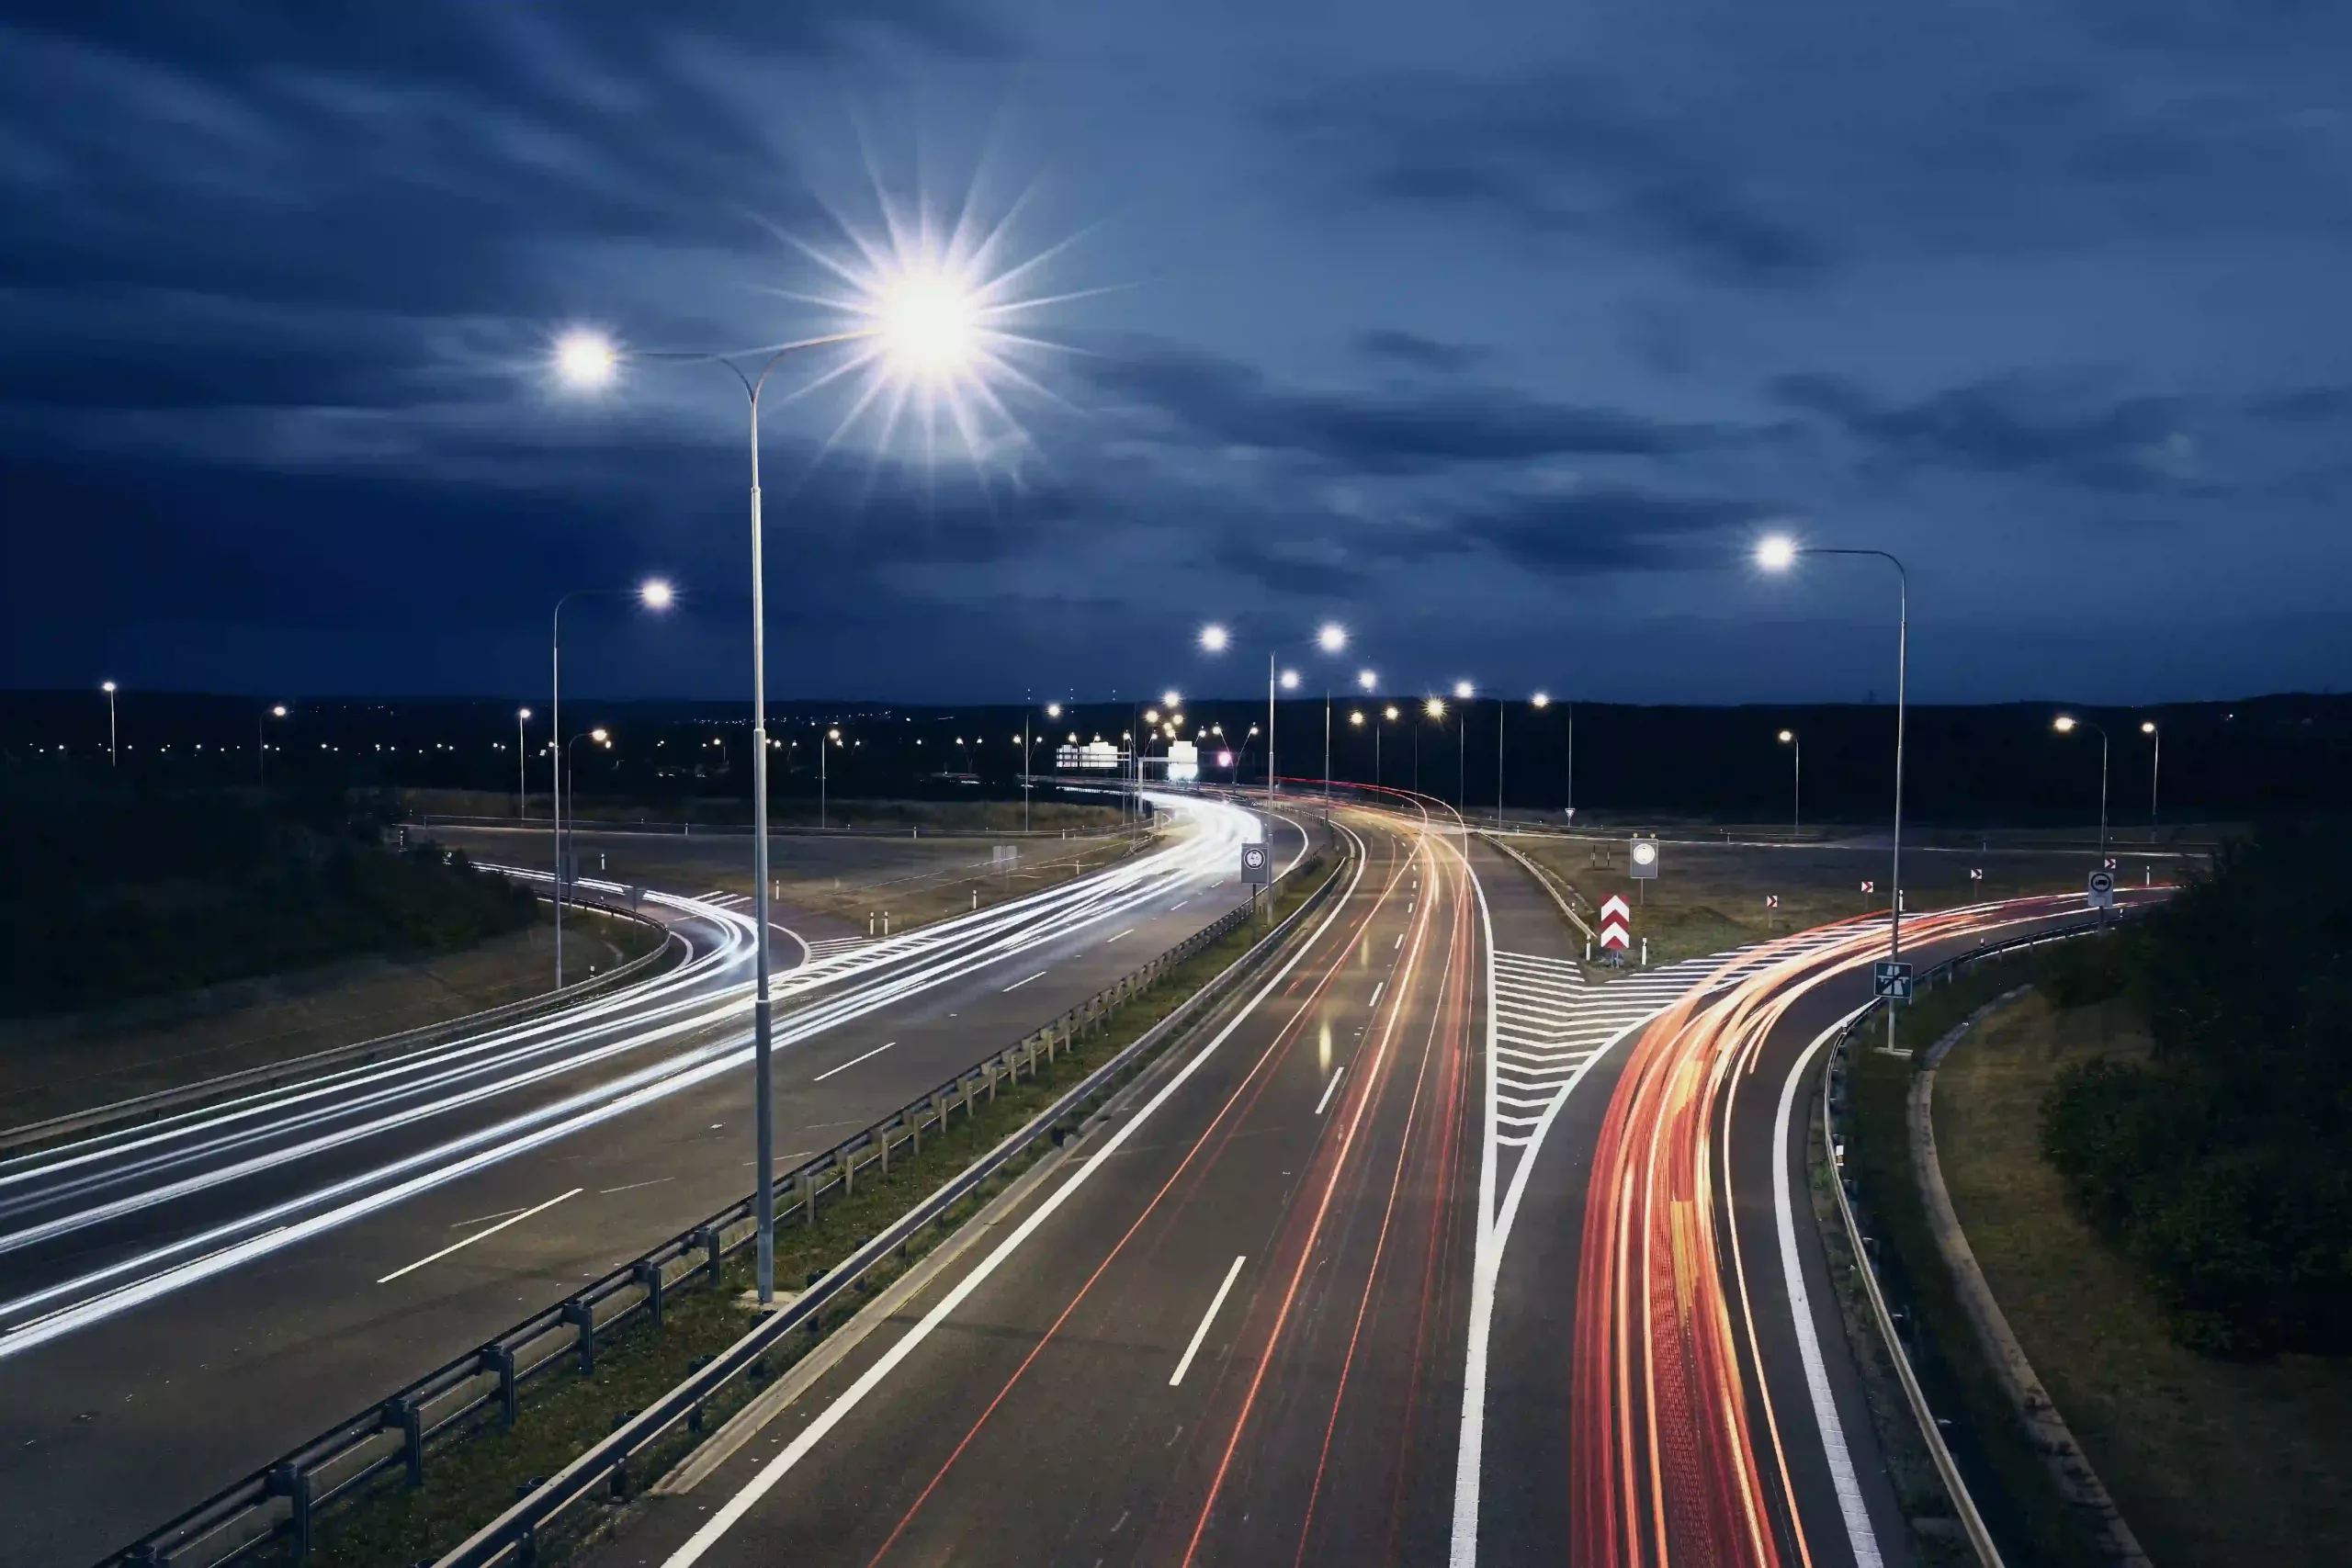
[
  {"left": 1778, "top": 728, "right": 1801, "bottom": 838},
  {"left": 2054, "top": 715, "right": 2110, "bottom": 865},
  {"left": 257, "top": 704, "right": 287, "bottom": 787},
  {"left": 1196, "top": 621, "right": 1342, "bottom": 803},
  {"left": 1453, "top": 681, "right": 1474, "bottom": 811},
  {"left": 557, "top": 296, "right": 984, "bottom": 1309},
  {"left": 550, "top": 580, "right": 672, "bottom": 988},
  {"left": 101, "top": 682, "right": 118, "bottom": 768},
  {"left": 820, "top": 727, "right": 839, "bottom": 830},
  {"left": 1758, "top": 535, "right": 1907, "bottom": 1047},
  {"left": 1377, "top": 704, "right": 1398, "bottom": 788},
  {"left": 2141, "top": 719, "right": 2160, "bottom": 840},
  {"left": 562, "top": 728, "right": 611, "bottom": 937},
  {"left": 515, "top": 708, "right": 532, "bottom": 819}
]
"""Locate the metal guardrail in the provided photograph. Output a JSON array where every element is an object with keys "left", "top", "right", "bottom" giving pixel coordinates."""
[
  {"left": 1822, "top": 913, "right": 2132, "bottom": 1568},
  {"left": 107, "top": 854, "right": 1340, "bottom": 1568},
  {"left": 0, "top": 891, "right": 679, "bottom": 1159},
  {"left": 411, "top": 813, "right": 1129, "bottom": 840}
]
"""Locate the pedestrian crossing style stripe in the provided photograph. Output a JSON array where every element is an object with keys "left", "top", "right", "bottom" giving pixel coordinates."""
[
  {"left": 801, "top": 935, "right": 873, "bottom": 961},
  {"left": 698, "top": 891, "right": 751, "bottom": 908}
]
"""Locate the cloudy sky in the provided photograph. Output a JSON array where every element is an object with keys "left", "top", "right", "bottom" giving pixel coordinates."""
[{"left": 4, "top": 0, "right": 2349, "bottom": 705}]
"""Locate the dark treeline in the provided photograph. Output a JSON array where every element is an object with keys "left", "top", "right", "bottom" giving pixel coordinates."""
[
  {"left": 2040, "top": 824, "right": 2352, "bottom": 1356},
  {"left": 5, "top": 688, "right": 2349, "bottom": 825},
  {"left": 0, "top": 775, "right": 538, "bottom": 1019}
]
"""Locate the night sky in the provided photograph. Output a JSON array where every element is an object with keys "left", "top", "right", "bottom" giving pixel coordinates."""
[{"left": 5, "top": 2, "right": 2348, "bottom": 706}]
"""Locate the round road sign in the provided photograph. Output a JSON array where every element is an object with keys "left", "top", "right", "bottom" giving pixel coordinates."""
[{"left": 1632, "top": 840, "right": 1657, "bottom": 867}]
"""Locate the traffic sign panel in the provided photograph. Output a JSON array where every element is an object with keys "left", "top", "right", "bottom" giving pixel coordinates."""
[
  {"left": 2086, "top": 868, "right": 2115, "bottom": 908},
  {"left": 1873, "top": 960, "right": 1914, "bottom": 999},
  {"left": 1860, "top": 880, "right": 1875, "bottom": 895},
  {"left": 1599, "top": 892, "right": 1632, "bottom": 951},
  {"left": 1240, "top": 842, "right": 1272, "bottom": 886},
  {"left": 1764, "top": 894, "right": 1781, "bottom": 908},
  {"left": 1629, "top": 838, "right": 1660, "bottom": 880}
]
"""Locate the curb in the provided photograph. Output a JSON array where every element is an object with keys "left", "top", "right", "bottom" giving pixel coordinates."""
[{"left": 1912, "top": 989, "right": 2154, "bottom": 1568}]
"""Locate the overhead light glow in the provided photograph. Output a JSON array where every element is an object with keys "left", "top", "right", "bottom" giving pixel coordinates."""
[
  {"left": 1162, "top": 690, "right": 1182, "bottom": 709},
  {"left": 2053, "top": 715, "right": 2077, "bottom": 733},
  {"left": 1453, "top": 680, "right": 1474, "bottom": 700},
  {"left": 1425, "top": 698, "right": 1445, "bottom": 718},
  {"left": 639, "top": 578, "right": 674, "bottom": 610},
  {"left": 1358, "top": 669, "right": 1377, "bottom": 691},
  {"left": 1199, "top": 623, "right": 1230, "bottom": 653},
  {"left": 1317, "top": 623, "right": 1347, "bottom": 654},
  {"left": 1756, "top": 534, "right": 1798, "bottom": 571},
  {"left": 1279, "top": 669, "right": 1300, "bottom": 691},
  {"left": 555, "top": 330, "right": 618, "bottom": 389},
  {"left": 1779, "top": 728, "right": 1794, "bottom": 742}
]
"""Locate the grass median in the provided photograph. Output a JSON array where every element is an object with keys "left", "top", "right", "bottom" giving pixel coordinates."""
[
  {"left": 1838, "top": 957, "right": 2112, "bottom": 1568},
  {"left": 296, "top": 859, "right": 1329, "bottom": 1568}
]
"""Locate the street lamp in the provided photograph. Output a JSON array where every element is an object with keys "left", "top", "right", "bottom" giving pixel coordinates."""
[
  {"left": 1758, "top": 532, "right": 1908, "bottom": 1043},
  {"left": 1778, "top": 728, "right": 1801, "bottom": 838},
  {"left": 1452, "top": 682, "right": 1475, "bottom": 810},
  {"left": 100, "top": 682, "right": 118, "bottom": 768},
  {"left": 516, "top": 708, "right": 532, "bottom": 818},
  {"left": 550, "top": 577, "right": 673, "bottom": 990},
  {"left": 257, "top": 704, "right": 288, "bottom": 787},
  {"left": 2054, "top": 715, "right": 2110, "bottom": 863},
  {"left": 555, "top": 266, "right": 985, "bottom": 1308},
  {"left": 822, "top": 727, "right": 842, "bottom": 831},
  {"left": 2141, "top": 720, "right": 2161, "bottom": 839},
  {"left": 1197, "top": 622, "right": 1343, "bottom": 802}
]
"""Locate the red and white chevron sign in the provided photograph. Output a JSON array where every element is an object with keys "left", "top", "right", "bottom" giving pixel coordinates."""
[{"left": 1599, "top": 893, "right": 1633, "bottom": 951}]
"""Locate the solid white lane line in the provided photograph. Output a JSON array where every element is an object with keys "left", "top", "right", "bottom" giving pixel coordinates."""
[
  {"left": 812, "top": 1042, "right": 898, "bottom": 1083},
  {"left": 1313, "top": 1066, "right": 1347, "bottom": 1116},
  {"left": 378, "top": 1189, "right": 582, "bottom": 1284},
  {"left": 1370, "top": 980, "right": 1386, "bottom": 1009},
  {"left": 1107, "top": 928, "right": 1136, "bottom": 942},
  {"left": 1001, "top": 970, "right": 1049, "bottom": 993},
  {"left": 447, "top": 1205, "right": 530, "bottom": 1230},
  {"left": 1776, "top": 1010, "right": 1884, "bottom": 1568},
  {"left": 1170, "top": 1255, "right": 1248, "bottom": 1387}
]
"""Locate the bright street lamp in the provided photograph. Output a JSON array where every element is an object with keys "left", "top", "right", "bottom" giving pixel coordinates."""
[
  {"left": 1778, "top": 729, "right": 1801, "bottom": 838},
  {"left": 1756, "top": 534, "right": 1909, "bottom": 1045},
  {"left": 1162, "top": 689, "right": 1182, "bottom": 709},
  {"left": 1358, "top": 669, "right": 1378, "bottom": 693},
  {"left": 554, "top": 330, "right": 617, "bottom": 389},
  {"left": 2054, "top": 714, "right": 2111, "bottom": 863},
  {"left": 1317, "top": 623, "right": 1348, "bottom": 654},
  {"left": 1199, "top": 623, "right": 1230, "bottom": 653}
]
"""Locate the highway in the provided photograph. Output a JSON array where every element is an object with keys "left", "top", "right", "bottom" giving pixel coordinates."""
[
  {"left": 578, "top": 803, "right": 1483, "bottom": 1568},
  {"left": 0, "top": 794, "right": 1303, "bottom": 1568},
  {"left": 580, "top": 793, "right": 2159, "bottom": 1568}
]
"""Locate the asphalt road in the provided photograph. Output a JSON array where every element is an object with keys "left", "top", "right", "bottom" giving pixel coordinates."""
[
  {"left": 582, "top": 806, "right": 1486, "bottom": 1568},
  {"left": 0, "top": 795, "right": 1306, "bottom": 1568}
]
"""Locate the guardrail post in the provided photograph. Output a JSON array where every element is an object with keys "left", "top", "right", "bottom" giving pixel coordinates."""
[
  {"left": 482, "top": 1342, "right": 518, "bottom": 1427},
  {"left": 382, "top": 1395, "right": 424, "bottom": 1487},
  {"left": 693, "top": 1226, "right": 721, "bottom": 1286},
  {"left": 632, "top": 1259, "right": 664, "bottom": 1330},
  {"left": 878, "top": 1121, "right": 892, "bottom": 1179},
  {"left": 801, "top": 1168, "right": 816, "bottom": 1228},
  {"left": 564, "top": 1298, "right": 596, "bottom": 1374},
  {"left": 841, "top": 1144, "right": 856, "bottom": 1199},
  {"left": 270, "top": 1464, "right": 311, "bottom": 1562}
]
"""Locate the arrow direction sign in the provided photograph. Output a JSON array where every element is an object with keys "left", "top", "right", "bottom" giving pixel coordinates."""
[{"left": 1599, "top": 892, "right": 1633, "bottom": 951}]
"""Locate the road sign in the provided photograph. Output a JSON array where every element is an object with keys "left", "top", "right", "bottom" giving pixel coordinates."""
[
  {"left": 1873, "top": 960, "right": 1914, "bottom": 999},
  {"left": 2102, "top": 857, "right": 2118, "bottom": 872},
  {"left": 1240, "top": 842, "right": 1272, "bottom": 886},
  {"left": 1860, "top": 880, "right": 1875, "bottom": 895},
  {"left": 1629, "top": 837, "right": 1659, "bottom": 880},
  {"left": 1764, "top": 895, "right": 1780, "bottom": 908},
  {"left": 2086, "top": 868, "right": 2116, "bottom": 908},
  {"left": 1969, "top": 867, "right": 1984, "bottom": 882},
  {"left": 1599, "top": 893, "right": 1632, "bottom": 951}
]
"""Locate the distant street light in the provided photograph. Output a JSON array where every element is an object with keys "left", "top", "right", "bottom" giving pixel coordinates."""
[
  {"left": 550, "top": 579, "right": 673, "bottom": 991},
  {"left": 1358, "top": 669, "right": 1377, "bottom": 693},
  {"left": 1778, "top": 729, "right": 1801, "bottom": 838},
  {"left": 2054, "top": 714, "right": 2111, "bottom": 863},
  {"left": 1758, "top": 533, "right": 1908, "bottom": 1047},
  {"left": 257, "top": 704, "right": 288, "bottom": 787},
  {"left": 516, "top": 707, "right": 532, "bottom": 818},
  {"left": 100, "top": 682, "right": 118, "bottom": 768},
  {"left": 2141, "top": 719, "right": 2161, "bottom": 839}
]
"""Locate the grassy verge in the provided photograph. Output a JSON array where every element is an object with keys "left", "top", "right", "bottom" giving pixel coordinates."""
[
  {"left": 1937, "top": 993, "right": 2352, "bottom": 1565},
  {"left": 1512, "top": 837, "right": 2085, "bottom": 967},
  {"left": 1838, "top": 957, "right": 2109, "bottom": 1568},
  {"left": 295, "top": 860, "right": 1329, "bottom": 1568}
]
